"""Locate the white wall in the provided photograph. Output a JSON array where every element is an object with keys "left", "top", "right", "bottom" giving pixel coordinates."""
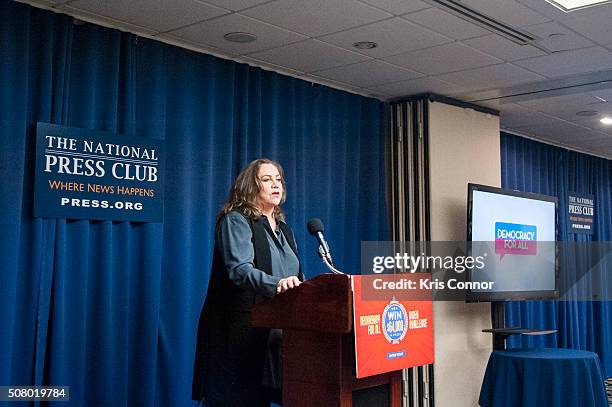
[{"left": 427, "top": 100, "right": 500, "bottom": 407}]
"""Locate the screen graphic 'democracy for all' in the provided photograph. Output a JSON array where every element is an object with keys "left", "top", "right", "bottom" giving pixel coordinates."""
[{"left": 471, "top": 190, "right": 556, "bottom": 293}]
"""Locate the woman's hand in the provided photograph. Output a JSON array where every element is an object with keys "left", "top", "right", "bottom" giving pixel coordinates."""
[{"left": 276, "top": 276, "right": 301, "bottom": 294}]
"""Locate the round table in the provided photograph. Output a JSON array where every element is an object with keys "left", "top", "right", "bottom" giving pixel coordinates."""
[{"left": 479, "top": 348, "right": 608, "bottom": 407}]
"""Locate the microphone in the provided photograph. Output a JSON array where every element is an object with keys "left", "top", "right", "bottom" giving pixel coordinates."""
[
  {"left": 307, "top": 218, "right": 344, "bottom": 275},
  {"left": 307, "top": 218, "right": 331, "bottom": 261}
]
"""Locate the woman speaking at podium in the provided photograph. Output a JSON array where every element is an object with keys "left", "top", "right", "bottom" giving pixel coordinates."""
[{"left": 192, "top": 158, "right": 303, "bottom": 407}]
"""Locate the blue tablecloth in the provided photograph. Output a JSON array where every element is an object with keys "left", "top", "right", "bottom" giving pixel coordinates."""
[{"left": 479, "top": 348, "right": 608, "bottom": 407}]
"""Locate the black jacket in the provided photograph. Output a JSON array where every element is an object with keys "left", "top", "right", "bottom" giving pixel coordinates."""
[{"left": 192, "top": 213, "right": 302, "bottom": 406}]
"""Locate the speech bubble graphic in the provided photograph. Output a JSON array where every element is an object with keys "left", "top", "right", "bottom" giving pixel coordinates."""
[{"left": 495, "top": 222, "right": 537, "bottom": 261}]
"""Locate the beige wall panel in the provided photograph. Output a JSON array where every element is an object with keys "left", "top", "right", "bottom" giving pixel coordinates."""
[{"left": 427, "top": 100, "right": 500, "bottom": 407}]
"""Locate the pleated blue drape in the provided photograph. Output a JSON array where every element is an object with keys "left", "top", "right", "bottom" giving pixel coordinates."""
[
  {"left": 0, "top": 2, "right": 389, "bottom": 405},
  {"left": 501, "top": 132, "right": 612, "bottom": 378}
]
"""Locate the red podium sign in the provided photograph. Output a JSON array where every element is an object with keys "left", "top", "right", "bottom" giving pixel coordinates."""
[{"left": 352, "top": 275, "right": 434, "bottom": 378}]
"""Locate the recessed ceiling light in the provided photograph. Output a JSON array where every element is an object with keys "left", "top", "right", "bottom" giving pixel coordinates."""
[
  {"left": 544, "top": 0, "right": 612, "bottom": 12},
  {"left": 353, "top": 41, "right": 378, "bottom": 50},
  {"left": 576, "top": 110, "right": 599, "bottom": 117},
  {"left": 223, "top": 32, "right": 257, "bottom": 43},
  {"left": 600, "top": 117, "right": 612, "bottom": 125}
]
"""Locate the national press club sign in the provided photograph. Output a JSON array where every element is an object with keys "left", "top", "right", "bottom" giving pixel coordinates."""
[
  {"left": 33, "top": 123, "right": 164, "bottom": 222},
  {"left": 568, "top": 192, "right": 595, "bottom": 234}
]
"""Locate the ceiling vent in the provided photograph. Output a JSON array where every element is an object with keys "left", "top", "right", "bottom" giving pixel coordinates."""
[{"left": 429, "top": 0, "right": 538, "bottom": 45}]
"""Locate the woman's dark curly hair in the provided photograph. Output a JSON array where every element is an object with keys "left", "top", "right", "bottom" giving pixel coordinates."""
[{"left": 218, "top": 158, "right": 286, "bottom": 221}]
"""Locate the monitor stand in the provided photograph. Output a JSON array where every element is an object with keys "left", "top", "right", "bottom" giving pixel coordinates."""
[{"left": 483, "top": 301, "right": 557, "bottom": 350}]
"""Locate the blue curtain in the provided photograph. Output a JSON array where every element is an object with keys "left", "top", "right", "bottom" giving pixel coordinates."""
[
  {"left": 501, "top": 132, "right": 612, "bottom": 378},
  {"left": 0, "top": 2, "right": 389, "bottom": 405}
]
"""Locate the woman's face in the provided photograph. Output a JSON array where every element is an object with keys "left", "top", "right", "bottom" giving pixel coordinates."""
[{"left": 257, "top": 163, "right": 283, "bottom": 212}]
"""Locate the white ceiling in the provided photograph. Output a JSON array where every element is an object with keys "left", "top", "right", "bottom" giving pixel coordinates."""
[{"left": 19, "top": 0, "right": 612, "bottom": 159}]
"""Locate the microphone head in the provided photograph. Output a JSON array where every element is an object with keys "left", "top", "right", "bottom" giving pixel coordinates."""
[{"left": 307, "top": 218, "right": 324, "bottom": 235}]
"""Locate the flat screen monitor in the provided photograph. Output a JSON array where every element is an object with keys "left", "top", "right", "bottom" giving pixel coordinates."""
[{"left": 466, "top": 183, "right": 559, "bottom": 302}]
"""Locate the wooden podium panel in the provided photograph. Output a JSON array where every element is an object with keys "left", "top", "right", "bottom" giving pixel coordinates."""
[
  {"left": 252, "top": 273, "right": 352, "bottom": 333},
  {"left": 252, "top": 274, "right": 402, "bottom": 407}
]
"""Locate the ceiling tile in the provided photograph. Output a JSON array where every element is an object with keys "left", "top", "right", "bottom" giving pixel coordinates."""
[
  {"left": 367, "top": 76, "right": 467, "bottom": 98},
  {"left": 460, "top": 0, "right": 550, "bottom": 27},
  {"left": 241, "top": 0, "right": 392, "bottom": 37},
  {"left": 383, "top": 42, "right": 502, "bottom": 75},
  {"left": 313, "top": 60, "right": 422, "bottom": 87},
  {"left": 301, "top": 74, "right": 367, "bottom": 93},
  {"left": 499, "top": 104, "right": 556, "bottom": 127},
  {"left": 59, "top": 5, "right": 159, "bottom": 35},
  {"left": 517, "top": 92, "right": 603, "bottom": 108},
  {"left": 246, "top": 39, "right": 370, "bottom": 72},
  {"left": 523, "top": 22, "right": 594, "bottom": 52},
  {"left": 581, "top": 148, "right": 612, "bottom": 161},
  {"left": 513, "top": 47, "right": 612, "bottom": 77},
  {"left": 318, "top": 17, "right": 451, "bottom": 58},
  {"left": 564, "top": 137, "right": 611, "bottom": 155},
  {"left": 26, "top": 0, "right": 62, "bottom": 6},
  {"left": 202, "top": 0, "right": 271, "bottom": 12},
  {"left": 590, "top": 88, "right": 612, "bottom": 102},
  {"left": 473, "top": 99, "right": 507, "bottom": 110},
  {"left": 561, "top": 7, "right": 612, "bottom": 45},
  {"left": 510, "top": 120, "right": 600, "bottom": 143},
  {"left": 572, "top": 112, "right": 612, "bottom": 135},
  {"left": 64, "top": 0, "right": 228, "bottom": 33},
  {"left": 559, "top": 128, "right": 609, "bottom": 143},
  {"left": 459, "top": 72, "right": 612, "bottom": 106},
  {"left": 164, "top": 13, "right": 306, "bottom": 56},
  {"left": 508, "top": 108, "right": 601, "bottom": 132},
  {"left": 542, "top": 106, "right": 612, "bottom": 123},
  {"left": 436, "top": 63, "right": 545, "bottom": 91},
  {"left": 357, "top": 0, "right": 431, "bottom": 15},
  {"left": 463, "top": 34, "right": 546, "bottom": 61},
  {"left": 401, "top": 7, "right": 490, "bottom": 40},
  {"left": 515, "top": 0, "right": 610, "bottom": 21},
  {"left": 516, "top": 92, "right": 609, "bottom": 121},
  {"left": 578, "top": 136, "right": 612, "bottom": 149},
  {"left": 580, "top": 147, "right": 612, "bottom": 159},
  {"left": 29, "top": 0, "right": 71, "bottom": 4},
  {"left": 238, "top": 55, "right": 304, "bottom": 76},
  {"left": 360, "top": 91, "right": 392, "bottom": 100}
]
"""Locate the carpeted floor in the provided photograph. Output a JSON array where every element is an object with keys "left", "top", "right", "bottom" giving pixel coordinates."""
[{"left": 606, "top": 378, "right": 612, "bottom": 406}]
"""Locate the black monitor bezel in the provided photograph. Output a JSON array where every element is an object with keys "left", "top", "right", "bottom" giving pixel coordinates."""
[{"left": 466, "top": 183, "right": 559, "bottom": 302}]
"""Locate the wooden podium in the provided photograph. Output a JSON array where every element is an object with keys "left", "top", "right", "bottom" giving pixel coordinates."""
[{"left": 252, "top": 274, "right": 402, "bottom": 407}]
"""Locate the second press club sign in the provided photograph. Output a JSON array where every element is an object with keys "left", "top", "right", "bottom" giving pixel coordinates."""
[{"left": 34, "top": 123, "right": 165, "bottom": 222}]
